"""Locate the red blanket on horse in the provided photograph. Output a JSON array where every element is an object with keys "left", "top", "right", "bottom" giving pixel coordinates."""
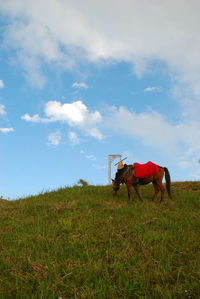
[{"left": 134, "top": 161, "right": 159, "bottom": 178}]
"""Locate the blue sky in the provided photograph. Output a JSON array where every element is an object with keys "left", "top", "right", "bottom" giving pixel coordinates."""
[{"left": 1, "top": 0, "right": 200, "bottom": 199}]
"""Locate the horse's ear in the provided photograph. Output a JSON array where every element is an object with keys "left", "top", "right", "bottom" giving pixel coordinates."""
[{"left": 112, "top": 179, "right": 114, "bottom": 183}]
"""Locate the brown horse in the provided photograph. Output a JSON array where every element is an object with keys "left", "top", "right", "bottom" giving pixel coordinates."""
[{"left": 112, "top": 164, "right": 172, "bottom": 202}]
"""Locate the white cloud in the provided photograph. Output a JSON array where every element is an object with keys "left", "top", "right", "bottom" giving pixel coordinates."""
[
  {"left": 47, "top": 130, "right": 61, "bottom": 146},
  {"left": 144, "top": 86, "right": 162, "bottom": 92},
  {"left": 72, "top": 82, "right": 88, "bottom": 89},
  {"left": 0, "top": 80, "right": 4, "bottom": 88},
  {"left": 1, "top": 0, "right": 200, "bottom": 96},
  {"left": 21, "top": 113, "right": 50, "bottom": 123},
  {"left": 0, "top": 127, "right": 14, "bottom": 133},
  {"left": 22, "top": 100, "right": 102, "bottom": 125},
  {"left": 0, "top": 104, "right": 14, "bottom": 134},
  {"left": 88, "top": 127, "right": 103, "bottom": 140},
  {"left": 105, "top": 105, "right": 200, "bottom": 164},
  {"left": 44, "top": 101, "right": 88, "bottom": 124},
  {"left": 85, "top": 154, "right": 96, "bottom": 161},
  {"left": 104, "top": 102, "right": 200, "bottom": 178},
  {"left": 43, "top": 101, "right": 102, "bottom": 129},
  {"left": 2, "top": 0, "right": 200, "bottom": 176},
  {"left": 0, "top": 104, "right": 6, "bottom": 115},
  {"left": 68, "top": 131, "right": 79, "bottom": 145},
  {"left": 22, "top": 100, "right": 103, "bottom": 140},
  {"left": 80, "top": 150, "right": 97, "bottom": 162}
]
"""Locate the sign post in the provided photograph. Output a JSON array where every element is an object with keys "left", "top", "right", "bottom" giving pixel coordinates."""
[{"left": 108, "top": 154, "right": 121, "bottom": 185}]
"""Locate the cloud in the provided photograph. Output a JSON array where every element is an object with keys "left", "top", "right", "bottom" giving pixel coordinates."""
[
  {"left": 105, "top": 105, "right": 200, "bottom": 164},
  {"left": 144, "top": 86, "right": 162, "bottom": 92},
  {"left": 101, "top": 102, "right": 200, "bottom": 178},
  {"left": 2, "top": 1, "right": 200, "bottom": 176},
  {"left": 80, "top": 149, "right": 97, "bottom": 162},
  {"left": 0, "top": 80, "right": 4, "bottom": 88},
  {"left": 85, "top": 154, "right": 96, "bottom": 161},
  {"left": 0, "top": 104, "right": 14, "bottom": 134},
  {"left": 44, "top": 101, "right": 97, "bottom": 125},
  {"left": 1, "top": 0, "right": 200, "bottom": 96},
  {"left": 47, "top": 130, "right": 61, "bottom": 146},
  {"left": 88, "top": 128, "right": 103, "bottom": 140},
  {"left": 72, "top": 82, "right": 88, "bottom": 89},
  {"left": 0, "top": 104, "right": 6, "bottom": 115},
  {"left": 68, "top": 131, "right": 79, "bottom": 145},
  {"left": 22, "top": 100, "right": 103, "bottom": 140},
  {"left": 21, "top": 113, "right": 50, "bottom": 123},
  {"left": 0, "top": 127, "right": 14, "bottom": 133}
]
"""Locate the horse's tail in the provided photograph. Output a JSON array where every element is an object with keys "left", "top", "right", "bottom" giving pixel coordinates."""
[{"left": 164, "top": 167, "right": 172, "bottom": 199}]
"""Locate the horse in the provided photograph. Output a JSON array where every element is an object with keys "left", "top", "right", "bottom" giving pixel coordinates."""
[{"left": 112, "top": 163, "right": 172, "bottom": 202}]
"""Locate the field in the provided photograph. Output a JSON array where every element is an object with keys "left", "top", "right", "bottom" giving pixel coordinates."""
[{"left": 0, "top": 182, "right": 200, "bottom": 298}]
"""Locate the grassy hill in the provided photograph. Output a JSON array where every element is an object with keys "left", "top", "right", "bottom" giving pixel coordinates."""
[{"left": 0, "top": 182, "right": 200, "bottom": 298}]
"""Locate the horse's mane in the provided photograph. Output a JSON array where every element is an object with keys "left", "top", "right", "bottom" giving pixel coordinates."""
[{"left": 115, "top": 164, "right": 128, "bottom": 182}]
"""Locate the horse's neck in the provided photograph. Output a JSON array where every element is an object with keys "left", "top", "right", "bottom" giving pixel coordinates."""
[{"left": 124, "top": 165, "right": 133, "bottom": 178}]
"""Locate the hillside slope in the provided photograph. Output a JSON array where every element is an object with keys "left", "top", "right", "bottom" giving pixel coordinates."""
[{"left": 0, "top": 183, "right": 200, "bottom": 298}]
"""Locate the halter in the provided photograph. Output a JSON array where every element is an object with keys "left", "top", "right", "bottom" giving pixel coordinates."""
[{"left": 114, "top": 165, "right": 132, "bottom": 185}]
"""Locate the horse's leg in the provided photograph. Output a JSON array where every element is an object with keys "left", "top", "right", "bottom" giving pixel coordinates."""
[
  {"left": 157, "top": 181, "right": 165, "bottom": 202},
  {"left": 126, "top": 183, "right": 133, "bottom": 201},
  {"left": 133, "top": 184, "right": 143, "bottom": 201},
  {"left": 152, "top": 182, "right": 159, "bottom": 201}
]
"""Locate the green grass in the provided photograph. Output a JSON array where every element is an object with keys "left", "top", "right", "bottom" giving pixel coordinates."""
[{"left": 0, "top": 182, "right": 200, "bottom": 298}]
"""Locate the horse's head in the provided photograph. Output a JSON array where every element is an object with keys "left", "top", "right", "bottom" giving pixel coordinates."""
[
  {"left": 112, "top": 178, "right": 120, "bottom": 196},
  {"left": 112, "top": 165, "right": 127, "bottom": 196}
]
